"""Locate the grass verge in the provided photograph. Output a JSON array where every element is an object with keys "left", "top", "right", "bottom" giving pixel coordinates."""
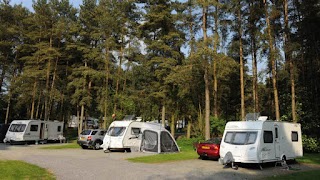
[
  {"left": 39, "top": 141, "right": 79, "bottom": 149},
  {"left": 0, "top": 160, "right": 55, "bottom": 180},
  {"left": 127, "top": 138, "right": 199, "bottom": 163},
  {"left": 297, "top": 153, "right": 320, "bottom": 165}
]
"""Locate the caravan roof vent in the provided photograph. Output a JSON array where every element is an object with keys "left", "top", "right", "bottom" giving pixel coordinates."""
[
  {"left": 258, "top": 116, "right": 268, "bottom": 121},
  {"left": 123, "top": 115, "right": 136, "bottom": 121},
  {"left": 245, "top": 113, "right": 260, "bottom": 121}
]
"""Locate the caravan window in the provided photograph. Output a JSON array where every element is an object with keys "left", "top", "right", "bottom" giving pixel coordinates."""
[
  {"left": 291, "top": 131, "right": 298, "bottom": 142},
  {"left": 131, "top": 128, "right": 141, "bottom": 135},
  {"left": 30, "top": 125, "right": 38, "bottom": 131},
  {"left": 223, "top": 131, "right": 258, "bottom": 145},
  {"left": 224, "top": 132, "right": 233, "bottom": 143},
  {"left": 107, "top": 127, "right": 126, "bottom": 136},
  {"left": 247, "top": 132, "right": 257, "bottom": 144},
  {"left": 263, "top": 131, "right": 273, "bottom": 143},
  {"left": 233, "top": 132, "right": 247, "bottom": 145},
  {"left": 57, "top": 126, "right": 62, "bottom": 132},
  {"left": 160, "top": 131, "right": 179, "bottom": 152},
  {"left": 9, "top": 124, "right": 26, "bottom": 132},
  {"left": 142, "top": 130, "right": 158, "bottom": 152}
]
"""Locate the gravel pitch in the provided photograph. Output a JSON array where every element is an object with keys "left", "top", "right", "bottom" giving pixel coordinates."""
[{"left": 0, "top": 143, "right": 319, "bottom": 180}]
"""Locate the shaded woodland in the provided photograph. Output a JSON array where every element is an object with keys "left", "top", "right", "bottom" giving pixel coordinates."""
[{"left": 0, "top": 0, "right": 319, "bottom": 139}]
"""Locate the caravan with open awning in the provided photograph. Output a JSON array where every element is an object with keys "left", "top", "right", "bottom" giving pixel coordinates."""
[{"left": 101, "top": 120, "right": 179, "bottom": 153}]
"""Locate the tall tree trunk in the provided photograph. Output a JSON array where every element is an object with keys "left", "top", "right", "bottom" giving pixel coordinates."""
[
  {"left": 79, "top": 104, "right": 85, "bottom": 136},
  {"left": 30, "top": 81, "right": 37, "bottom": 119},
  {"left": 44, "top": 36, "right": 53, "bottom": 121},
  {"left": 5, "top": 94, "right": 11, "bottom": 124},
  {"left": 114, "top": 36, "right": 124, "bottom": 113},
  {"left": 35, "top": 92, "right": 41, "bottom": 119},
  {"left": 188, "top": 2, "right": 195, "bottom": 57},
  {"left": 198, "top": 102, "right": 203, "bottom": 134},
  {"left": 104, "top": 45, "right": 110, "bottom": 129},
  {"left": 283, "top": 0, "right": 297, "bottom": 122},
  {"left": 162, "top": 105, "right": 166, "bottom": 127},
  {"left": 5, "top": 69, "right": 17, "bottom": 124},
  {"left": 238, "top": 2, "right": 246, "bottom": 121},
  {"left": 187, "top": 116, "right": 191, "bottom": 139},
  {"left": 213, "top": 4, "right": 219, "bottom": 118},
  {"left": 202, "top": 6, "right": 210, "bottom": 140},
  {"left": 249, "top": 1, "right": 259, "bottom": 114},
  {"left": 0, "top": 62, "right": 6, "bottom": 94},
  {"left": 250, "top": 3, "right": 259, "bottom": 114},
  {"left": 251, "top": 40, "right": 259, "bottom": 113},
  {"left": 264, "top": 0, "right": 280, "bottom": 120},
  {"left": 170, "top": 114, "right": 175, "bottom": 138},
  {"left": 48, "top": 37, "right": 61, "bottom": 120}
]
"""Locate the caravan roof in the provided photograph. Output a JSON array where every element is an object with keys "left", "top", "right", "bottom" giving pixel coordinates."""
[{"left": 225, "top": 120, "right": 301, "bottom": 131}]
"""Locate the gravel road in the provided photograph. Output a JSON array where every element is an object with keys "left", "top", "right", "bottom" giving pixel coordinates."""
[{"left": 0, "top": 143, "right": 319, "bottom": 180}]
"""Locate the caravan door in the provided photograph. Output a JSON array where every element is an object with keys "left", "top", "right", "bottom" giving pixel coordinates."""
[
  {"left": 25, "top": 122, "right": 40, "bottom": 141},
  {"left": 274, "top": 125, "right": 280, "bottom": 158},
  {"left": 40, "top": 123, "right": 48, "bottom": 140},
  {"left": 141, "top": 130, "right": 158, "bottom": 153},
  {"left": 125, "top": 127, "right": 142, "bottom": 151}
]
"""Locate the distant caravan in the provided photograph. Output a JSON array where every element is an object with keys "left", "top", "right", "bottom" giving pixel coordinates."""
[
  {"left": 4, "top": 120, "right": 65, "bottom": 144},
  {"left": 219, "top": 114, "right": 303, "bottom": 168}
]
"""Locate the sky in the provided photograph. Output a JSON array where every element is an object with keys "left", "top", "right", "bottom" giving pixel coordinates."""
[{"left": 10, "top": 0, "right": 82, "bottom": 10}]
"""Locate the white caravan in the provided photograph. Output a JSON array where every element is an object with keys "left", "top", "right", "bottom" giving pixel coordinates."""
[
  {"left": 219, "top": 118, "right": 303, "bottom": 166},
  {"left": 3, "top": 120, "right": 65, "bottom": 144},
  {"left": 101, "top": 120, "right": 179, "bottom": 153}
]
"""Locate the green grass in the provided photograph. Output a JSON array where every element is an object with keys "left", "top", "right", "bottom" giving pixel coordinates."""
[
  {"left": 39, "top": 141, "right": 79, "bottom": 149},
  {"left": 127, "top": 138, "right": 199, "bottom": 163},
  {"left": 0, "top": 160, "right": 55, "bottom": 180},
  {"left": 297, "top": 153, "right": 320, "bottom": 165}
]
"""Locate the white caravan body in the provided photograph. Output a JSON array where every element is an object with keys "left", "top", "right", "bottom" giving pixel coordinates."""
[
  {"left": 4, "top": 120, "right": 64, "bottom": 143},
  {"left": 219, "top": 120, "right": 303, "bottom": 164},
  {"left": 101, "top": 120, "right": 179, "bottom": 153}
]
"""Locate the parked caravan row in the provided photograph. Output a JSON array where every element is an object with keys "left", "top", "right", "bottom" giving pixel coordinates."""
[
  {"left": 219, "top": 117, "right": 303, "bottom": 168},
  {"left": 101, "top": 120, "right": 180, "bottom": 153},
  {"left": 3, "top": 120, "right": 65, "bottom": 144}
]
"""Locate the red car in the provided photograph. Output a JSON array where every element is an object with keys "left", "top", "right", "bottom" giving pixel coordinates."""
[{"left": 196, "top": 137, "right": 222, "bottom": 160}]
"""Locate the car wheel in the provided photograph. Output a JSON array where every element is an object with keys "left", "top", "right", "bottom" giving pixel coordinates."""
[
  {"left": 81, "top": 145, "right": 88, "bottom": 149},
  {"left": 93, "top": 141, "right": 101, "bottom": 150},
  {"left": 200, "top": 155, "right": 208, "bottom": 160}
]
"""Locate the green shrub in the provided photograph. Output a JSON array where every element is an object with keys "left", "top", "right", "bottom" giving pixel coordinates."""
[
  {"left": 210, "top": 116, "right": 226, "bottom": 137},
  {"left": 302, "top": 135, "right": 320, "bottom": 153}
]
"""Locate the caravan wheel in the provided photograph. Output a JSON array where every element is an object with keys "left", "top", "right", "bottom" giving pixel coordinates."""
[{"left": 93, "top": 141, "right": 101, "bottom": 150}]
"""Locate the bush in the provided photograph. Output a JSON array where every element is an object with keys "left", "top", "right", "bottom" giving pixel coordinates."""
[
  {"left": 302, "top": 135, "right": 320, "bottom": 153},
  {"left": 210, "top": 116, "right": 226, "bottom": 137}
]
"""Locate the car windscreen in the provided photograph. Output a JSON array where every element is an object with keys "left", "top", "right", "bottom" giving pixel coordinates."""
[
  {"left": 9, "top": 124, "right": 26, "bottom": 132},
  {"left": 107, "top": 127, "right": 126, "bottom": 136},
  {"left": 224, "top": 131, "right": 258, "bottom": 145},
  {"left": 80, "top": 130, "right": 92, "bottom": 135}
]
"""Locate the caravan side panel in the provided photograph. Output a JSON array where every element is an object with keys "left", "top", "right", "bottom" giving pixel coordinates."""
[
  {"left": 47, "top": 122, "right": 64, "bottom": 140},
  {"left": 23, "top": 121, "right": 41, "bottom": 141},
  {"left": 277, "top": 123, "right": 303, "bottom": 160}
]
